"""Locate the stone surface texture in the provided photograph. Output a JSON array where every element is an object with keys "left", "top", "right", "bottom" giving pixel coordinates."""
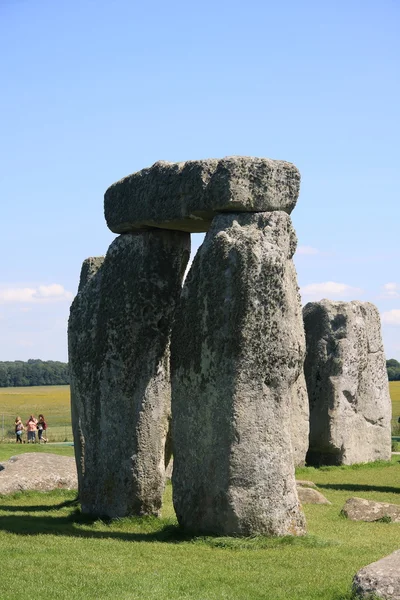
[
  {"left": 353, "top": 550, "right": 400, "bottom": 599},
  {"left": 291, "top": 370, "right": 310, "bottom": 466},
  {"left": 0, "top": 453, "right": 77, "bottom": 495},
  {"left": 171, "top": 211, "right": 306, "bottom": 536},
  {"left": 78, "top": 256, "right": 105, "bottom": 292},
  {"left": 105, "top": 156, "right": 301, "bottom": 234},
  {"left": 303, "top": 300, "right": 392, "bottom": 466},
  {"left": 342, "top": 497, "right": 400, "bottom": 522},
  {"left": 69, "top": 230, "right": 189, "bottom": 518}
]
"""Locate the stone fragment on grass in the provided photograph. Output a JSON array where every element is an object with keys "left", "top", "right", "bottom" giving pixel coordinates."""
[
  {"left": 297, "top": 486, "right": 331, "bottom": 505},
  {"left": 104, "top": 156, "right": 301, "bottom": 233},
  {"left": 303, "top": 300, "right": 392, "bottom": 466},
  {"left": 0, "top": 453, "right": 77, "bottom": 494},
  {"left": 342, "top": 498, "right": 400, "bottom": 522},
  {"left": 69, "top": 230, "right": 189, "bottom": 518},
  {"left": 353, "top": 549, "right": 400, "bottom": 599},
  {"left": 296, "top": 480, "right": 317, "bottom": 489},
  {"left": 171, "top": 211, "right": 306, "bottom": 536}
]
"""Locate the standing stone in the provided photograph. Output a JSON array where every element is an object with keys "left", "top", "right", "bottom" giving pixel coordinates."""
[
  {"left": 303, "top": 300, "right": 392, "bottom": 466},
  {"left": 291, "top": 370, "right": 310, "bottom": 467},
  {"left": 78, "top": 256, "right": 105, "bottom": 292},
  {"left": 69, "top": 230, "right": 190, "bottom": 518},
  {"left": 171, "top": 212, "right": 306, "bottom": 536}
]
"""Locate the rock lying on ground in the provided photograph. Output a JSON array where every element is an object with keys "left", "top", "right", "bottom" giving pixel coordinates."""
[
  {"left": 296, "top": 480, "right": 317, "bottom": 489},
  {"left": 0, "top": 453, "right": 78, "bottom": 495},
  {"left": 104, "top": 156, "right": 301, "bottom": 233},
  {"left": 296, "top": 486, "right": 331, "bottom": 505},
  {"left": 342, "top": 497, "right": 400, "bottom": 522},
  {"left": 353, "top": 550, "right": 400, "bottom": 599},
  {"left": 295, "top": 481, "right": 331, "bottom": 504}
]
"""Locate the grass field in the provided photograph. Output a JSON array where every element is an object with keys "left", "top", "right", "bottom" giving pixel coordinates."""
[
  {"left": 0, "top": 385, "right": 399, "bottom": 598},
  {"left": 0, "top": 385, "right": 72, "bottom": 442},
  {"left": 389, "top": 381, "right": 400, "bottom": 436},
  {"left": 0, "top": 453, "right": 398, "bottom": 599},
  {"left": 0, "top": 381, "right": 399, "bottom": 444}
]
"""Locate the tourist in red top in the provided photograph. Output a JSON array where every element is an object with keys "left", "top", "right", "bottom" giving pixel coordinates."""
[{"left": 26, "top": 415, "right": 38, "bottom": 443}]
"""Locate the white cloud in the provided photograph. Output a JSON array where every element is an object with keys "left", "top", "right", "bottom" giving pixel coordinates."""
[
  {"left": 300, "top": 281, "right": 363, "bottom": 301},
  {"left": 381, "top": 310, "right": 400, "bottom": 326},
  {"left": 0, "top": 284, "right": 73, "bottom": 304},
  {"left": 381, "top": 282, "right": 400, "bottom": 298},
  {"left": 296, "top": 245, "right": 319, "bottom": 256}
]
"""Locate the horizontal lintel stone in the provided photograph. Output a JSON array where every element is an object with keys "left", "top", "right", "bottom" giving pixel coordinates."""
[{"left": 104, "top": 156, "right": 300, "bottom": 233}]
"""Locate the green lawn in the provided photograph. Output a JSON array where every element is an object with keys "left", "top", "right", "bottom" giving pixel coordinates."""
[
  {"left": 0, "top": 442, "right": 74, "bottom": 462},
  {"left": 0, "top": 385, "right": 399, "bottom": 598},
  {"left": 0, "top": 447, "right": 399, "bottom": 600}
]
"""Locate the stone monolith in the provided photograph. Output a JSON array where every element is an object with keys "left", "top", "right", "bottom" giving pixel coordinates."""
[
  {"left": 303, "top": 300, "right": 392, "bottom": 466},
  {"left": 78, "top": 256, "right": 105, "bottom": 292},
  {"left": 291, "top": 370, "right": 310, "bottom": 467},
  {"left": 171, "top": 211, "right": 306, "bottom": 536},
  {"left": 69, "top": 230, "right": 190, "bottom": 518},
  {"left": 105, "top": 156, "right": 300, "bottom": 233}
]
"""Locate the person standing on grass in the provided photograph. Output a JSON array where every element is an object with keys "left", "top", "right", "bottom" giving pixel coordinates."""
[
  {"left": 15, "top": 416, "right": 24, "bottom": 443},
  {"left": 25, "top": 415, "right": 37, "bottom": 443},
  {"left": 37, "top": 414, "right": 47, "bottom": 443}
]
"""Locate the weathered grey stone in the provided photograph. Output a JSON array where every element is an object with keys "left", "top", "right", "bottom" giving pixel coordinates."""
[
  {"left": 291, "top": 370, "right": 310, "bottom": 467},
  {"left": 353, "top": 550, "right": 400, "bottom": 599},
  {"left": 342, "top": 498, "right": 400, "bottom": 522},
  {"left": 105, "top": 156, "right": 301, "bottom": 234},
  {"left": 165, "top": 458, "right": 173, "bottom": 480},
  {"left": 296, "top": 480, "right": 317, "bottom": 489},
  {"left": 0, "top": 453, "right": 77, "bottom": 495},
  {"left": 171, "top": 211, "right": 306, "bottom": 536},
  {"left": 303, "top": 300, "right": 392, "bottom": 466},
  {"left": 69, "top": 230, "right": 190, "bottom": 518},
  {"left": 78, "top": 256, "right": 104, "bottom": 292},
  {"left": 297, "top": 486, "right": 331, "bottom": 505}
]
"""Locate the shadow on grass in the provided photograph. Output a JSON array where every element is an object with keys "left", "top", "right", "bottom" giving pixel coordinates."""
[
  {"left": 318, "top": 483, "right": 400, "bottom": 494},
  {"left": 0, "top": 497, "right": 80, "bottom": 512},
  {"left": 0, "top": 511, "right": 189, "bottom": 543},
  {"left": 0, "top": 507, "right": 334, "bottom": 549}
]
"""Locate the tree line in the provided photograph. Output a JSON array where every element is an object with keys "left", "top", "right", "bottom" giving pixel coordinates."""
[
  {"left": 0, "top": 358, "right": 399, "bottom": 387},
  {"left": 387, "top": 359, "right": 400, "bottom": 381},
  {"left": 0, "top": 359, "right": 70, "bottom": 387}
]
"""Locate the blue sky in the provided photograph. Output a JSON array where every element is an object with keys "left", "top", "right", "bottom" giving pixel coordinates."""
[{"left": 0, "top": 0, "right": 399, "bottom": 362}]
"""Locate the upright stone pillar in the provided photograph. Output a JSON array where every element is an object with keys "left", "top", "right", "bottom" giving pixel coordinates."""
[
  {"left": 171, "top": 212, "right": 306, "bottom": 536},
  {"left": 69, "top": 230, "right": 189, "bottom": 517},
  {"left": 303, "top": 300, "right": 392, "bottom": 466},
  {"left": 291, "top": 370, "right": 310, "bottom": 467}
]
